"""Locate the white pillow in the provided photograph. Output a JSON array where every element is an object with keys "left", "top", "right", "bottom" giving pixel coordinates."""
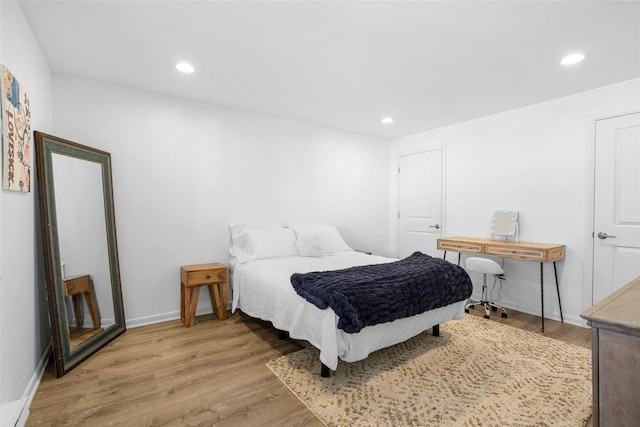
[
  {"left": 228, "top": 222, "right": 285, "bottom": 256},
  {"left": 291, "top": 224, "right": 352, "bottom": 255},
  {"left": 295, "top": 233, "right": 324, "bottom": 257},
  {"left": 234, "top": 228, "right": 298, "bottom": 263}
]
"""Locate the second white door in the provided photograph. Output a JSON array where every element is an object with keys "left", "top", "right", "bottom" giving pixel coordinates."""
[
  {"left": 398, "top": 149, "right": 443, "bottom": 258},
  {"left": 593, "top": 112, "right": 640, "bottom": 304}
]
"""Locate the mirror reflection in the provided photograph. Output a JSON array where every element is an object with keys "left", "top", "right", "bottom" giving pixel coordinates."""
[
  {"left": 52, "top": 154, "right": 115, "bottom": 350},
  {"left": 35, "top": 131, "right": 125, "bottom": 377}
]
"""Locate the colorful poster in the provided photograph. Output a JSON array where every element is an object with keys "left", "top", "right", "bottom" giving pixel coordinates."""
[{"left": 2, "top": 65, "right": 31, "bottom": 192}]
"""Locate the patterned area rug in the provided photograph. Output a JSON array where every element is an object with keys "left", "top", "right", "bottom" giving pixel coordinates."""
[{"left": 266, "top": 315, "right": 592, "bottom": 427}]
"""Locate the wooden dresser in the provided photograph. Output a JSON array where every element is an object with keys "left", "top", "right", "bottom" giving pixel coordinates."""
[{"left": 581, "top": 276, "right": 640, "bottom": 427}]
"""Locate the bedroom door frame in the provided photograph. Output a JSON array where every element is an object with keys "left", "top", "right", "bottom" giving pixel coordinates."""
[
  {"left": 583, "top": 106, "right": 640, "bottom": 314},
  {"left": 393, "top": 145, "right": 446, "bottom": 258}
]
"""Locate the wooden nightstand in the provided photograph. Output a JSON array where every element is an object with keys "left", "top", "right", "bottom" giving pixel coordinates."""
[
  {"left": 63, "top": 274, "right": 100, "bottom": 329},
  {"left": 180, "top": 263, "right": 228, "bottom": 327}
]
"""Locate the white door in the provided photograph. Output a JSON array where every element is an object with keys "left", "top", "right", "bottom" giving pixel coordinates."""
[
  {"left": 398, "top": 149, "right": 443, "bottom": 258},
  {"left": 593, "top": 112, "right": 640, "bottom": 304}
]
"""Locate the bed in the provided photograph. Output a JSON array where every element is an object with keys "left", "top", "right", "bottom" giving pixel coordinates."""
[{"left": 229, "top": 223, "right": 472, "bottom": 375}]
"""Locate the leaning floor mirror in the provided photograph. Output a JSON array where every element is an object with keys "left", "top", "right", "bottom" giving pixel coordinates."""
[{"left": 35, "top": 132, "right": 125, "bottom": 377}]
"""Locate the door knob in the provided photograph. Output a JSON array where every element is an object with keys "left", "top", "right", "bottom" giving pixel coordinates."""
[
  {"left": 597, "top": 232, "right": 617, "bottom": 239},
  {"left": 429, "top": 224, "right": 441, "bottom": 229}
]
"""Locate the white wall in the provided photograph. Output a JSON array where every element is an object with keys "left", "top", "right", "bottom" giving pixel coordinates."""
[
  {"left": 0, "top": 1, "right": 53, "bottom": 426},
  {"left": 51, "top": 75, "right": 391, "bottom": 326},
  {"left": 390, "top": 78, "right": 640, "bottom": 326}
]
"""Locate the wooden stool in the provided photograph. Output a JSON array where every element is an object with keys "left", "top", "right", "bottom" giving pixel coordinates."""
[
  {"left": 180, "top": 263, "right": 228, "bottom": 327},
  {"left": 63, "top": 274, "right": 100, "bottom": 329}
]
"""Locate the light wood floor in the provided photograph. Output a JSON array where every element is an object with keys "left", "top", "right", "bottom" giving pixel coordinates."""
[{"left": 27, "top": 309, "right": 591, "bottom": 427}]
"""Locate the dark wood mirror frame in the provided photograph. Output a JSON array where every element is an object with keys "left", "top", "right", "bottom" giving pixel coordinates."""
[{"left": 35, "top": 131, "right": 125, "bottom": 377}]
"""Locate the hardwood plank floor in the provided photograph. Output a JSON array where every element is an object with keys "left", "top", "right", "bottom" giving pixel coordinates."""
[{"left": 27, "top": 309, "right": 591, "bottom": 426}]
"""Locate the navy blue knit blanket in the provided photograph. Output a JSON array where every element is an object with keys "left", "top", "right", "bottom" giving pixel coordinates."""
[{"left": 290, "top": 251, "right": 472, "bottom": 333}]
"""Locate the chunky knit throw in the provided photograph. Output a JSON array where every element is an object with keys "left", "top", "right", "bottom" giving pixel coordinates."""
[{"left": 291, "top": 252, "right": 472, "bottom": 333}]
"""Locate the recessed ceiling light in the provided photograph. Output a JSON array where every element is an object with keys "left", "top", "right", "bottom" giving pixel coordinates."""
[
  {"left": 176, "top": 62, "right": 195, "bottom": 73},
  {"left": 381, "top": 117, "right": 394, "bottom": 124},
  {"left": 561, "top": 53, "right": 586, "bottom": 66}
]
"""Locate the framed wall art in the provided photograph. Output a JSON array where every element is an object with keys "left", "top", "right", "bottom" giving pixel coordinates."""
[{"left": 2, "top": 65, "right": 32, "bottom": 192}]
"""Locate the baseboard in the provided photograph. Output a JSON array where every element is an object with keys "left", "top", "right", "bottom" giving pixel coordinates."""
[
  {"left": 3, "top": 399, "right": 27, "bottom": 427},
  {"left": 13, "top": 342, "right": 52, "bottom": 427},
  {"left": 126, "top": 304, "right": 220, "bottom": 329},
  {"left": 125, "top": 310, "right": 181, "bottom": 328}
]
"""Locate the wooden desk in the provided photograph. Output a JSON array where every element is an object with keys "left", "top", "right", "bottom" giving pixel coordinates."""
[
  {"left": 581, "top": 276, "right": 640, "bottom": 426},
  {"left": 437, "top": 236, "right": 565, "bottom": 332}
]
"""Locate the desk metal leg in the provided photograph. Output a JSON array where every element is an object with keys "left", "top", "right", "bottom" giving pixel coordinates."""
[
  {"left": 540, "top": 263, "right": 545, "bottom": 333},
  {"left": 553, "top": 261, "right": 564, "bottom": 323},
  {"left": 442, "top": 250, "right": 462, "bottom": 267},
  {"left": 540, "top": 262, "right": 565, "bottom": 332},
  {"left": 458, "top": 253, "right": 461, "bottom": 266}
]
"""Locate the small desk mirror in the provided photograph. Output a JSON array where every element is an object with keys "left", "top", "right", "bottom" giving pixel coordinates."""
[{"left": 491, "top": 210, "right": 519, "bottom": 240}]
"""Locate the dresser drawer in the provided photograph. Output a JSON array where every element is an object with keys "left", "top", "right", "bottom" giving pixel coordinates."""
[
  {"left": 487, "top": 246, "right": 545, "bottom": 260},
  {"left": 181, "top": 264, "right": 227, "bottom": 286},
  {"left": 187, "top": 268, "right": 227, "bottom": 285},
  {"left": 486, "top": 245, "right": 565, "bottom": 262},
  {"left": 437, "top": 240, "right": 483, "bottom": 253}
]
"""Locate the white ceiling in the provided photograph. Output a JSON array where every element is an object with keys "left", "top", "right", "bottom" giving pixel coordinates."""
[{"left": 19, "top": 1, "right": 640, "bottom": 140}]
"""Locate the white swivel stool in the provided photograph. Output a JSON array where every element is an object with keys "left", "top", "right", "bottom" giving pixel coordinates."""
[{"left": 464, "top": 257, "right": 507, "bottom": 319}]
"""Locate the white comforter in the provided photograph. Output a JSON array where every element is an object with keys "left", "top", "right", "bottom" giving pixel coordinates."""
[{"left": 231, "top": 250, "right": 466, "bottom": 370}]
